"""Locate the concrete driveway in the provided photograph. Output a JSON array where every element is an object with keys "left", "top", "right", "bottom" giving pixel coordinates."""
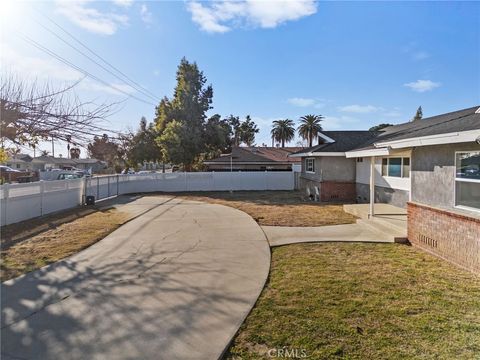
[{"left": 1, "top": 196, "right": 270, "bottom": 360}]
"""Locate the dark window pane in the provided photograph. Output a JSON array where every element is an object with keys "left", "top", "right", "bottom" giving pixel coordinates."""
[
  {"left": 403, "top": 158, "right": 410, "bottom": 178},
  {"left": 456, "top": 181, "right": 480, "bottom": 209},
  {"left": 388, "top": 158, "right": 401, "bottom": 177},
  {"left": 456, "top": 152, "right": 480, "bottom": 180}
]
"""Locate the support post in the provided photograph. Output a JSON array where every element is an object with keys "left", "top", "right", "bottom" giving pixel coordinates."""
[
  {"left": 39, "top": 181, "right": 44, "bottom": 216},
  {"left": 369, "top": 156, "right": 375, "bottom": 218}
]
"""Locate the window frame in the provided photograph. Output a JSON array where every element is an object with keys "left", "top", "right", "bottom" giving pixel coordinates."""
[
  {"left": 454, "top": 150, "right": 480, "bottom": 212},
  {"left": 305, "top": 158, "right": 315, "bottom": 174},
  {"left": 381, "top": 157, "right": 410, "bottom": 178}
]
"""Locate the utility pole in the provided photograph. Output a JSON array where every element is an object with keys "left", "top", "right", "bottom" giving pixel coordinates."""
[{"left": 51, "top": 137, "right": 55, "bottom": 157}]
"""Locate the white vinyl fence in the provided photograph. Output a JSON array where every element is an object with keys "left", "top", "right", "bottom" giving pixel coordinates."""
[{"left": 1, "top": 171, "right": 294, "bottom": 226}]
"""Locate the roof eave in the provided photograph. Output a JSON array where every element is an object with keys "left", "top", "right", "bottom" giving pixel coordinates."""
[{"left": 375, "top": 129, "right": 480, "bottom": 149}]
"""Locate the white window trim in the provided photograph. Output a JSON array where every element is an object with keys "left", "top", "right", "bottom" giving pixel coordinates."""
[
  {"left": 305, "top": 158, "right": 315, "bottom": 174},
  {"left": 381, "top": 157, "right": 410, "bottom": 178},
  {"left": 454, "top": 150, "right": 480, "bottom": 212}
]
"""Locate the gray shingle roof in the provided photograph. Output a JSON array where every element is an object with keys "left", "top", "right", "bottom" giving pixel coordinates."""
[
  {"left": 375, "top": 105, "right": 480, "bottom": 143},
  {"left": 294, "top": 106, "right": 480, "bottom": 156},
  {"left": 292, "top": 131, "right": 380, "bottom": 154},
  {"left": 206, "top": 147, "right": 302, "bottom": 164}
]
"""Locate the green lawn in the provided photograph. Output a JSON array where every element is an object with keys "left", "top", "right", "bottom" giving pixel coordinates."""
[{"left": 227, "top": 243, "right": 480, "bottom": 359}]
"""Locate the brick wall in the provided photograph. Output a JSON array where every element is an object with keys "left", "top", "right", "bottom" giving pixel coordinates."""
[
  {"left": 321, "top": 181, "right": 356, "bottom": 202},
  {"left": 407, "top": 202, "right": 480, "bottom": 273}
]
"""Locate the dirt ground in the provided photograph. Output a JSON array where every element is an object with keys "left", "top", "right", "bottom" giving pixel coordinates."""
[{"left": 175, "top": 191, "right": 357, "bottom": 227}]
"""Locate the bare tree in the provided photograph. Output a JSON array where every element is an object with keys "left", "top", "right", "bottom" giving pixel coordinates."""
[{"left": 0, "top": 74, "right": 119, "bottom": 151}]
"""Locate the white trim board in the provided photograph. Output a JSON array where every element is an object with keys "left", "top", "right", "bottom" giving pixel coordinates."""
[
  {"left": 290, "top": 152, "right": 345, "bottom": 158},
  {"left": 317, "top": 132, "right": 336, "bottom": 143}
]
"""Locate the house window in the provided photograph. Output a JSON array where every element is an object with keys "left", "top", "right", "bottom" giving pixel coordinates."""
[
  {"left": 305, "top": 158, "right": 315, "bottom": 173},
  {"left": 356, "top": 157, "right": 363, "bottom": 163},
  {"left": 381, "top": 157, "right": 410, "bottom": 178},
  {"left": 16, "top": 164, "right": 21, "bottom": 169},
  {"left": 455, "top": 151, "right": 480, "bottom": 210}
]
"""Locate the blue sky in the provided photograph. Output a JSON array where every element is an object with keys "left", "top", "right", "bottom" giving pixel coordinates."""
[{"left": 1, "top": 0, "right": 479, "bottom": 156}]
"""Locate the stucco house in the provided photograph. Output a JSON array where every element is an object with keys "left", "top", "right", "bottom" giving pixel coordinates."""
[
  {"left": 29, "top": 156, "right": 106, "bottom": 173},
  {"left": 204, "top": 146, "right": 302, "bottom": 172},
  {"left": 5, "top": 153, "right": 33, "bottom": 170},
  {"left": 293, "top": 105, "right": 480, "bottom": 272}
]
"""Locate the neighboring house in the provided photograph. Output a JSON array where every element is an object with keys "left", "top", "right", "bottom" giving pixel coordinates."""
[
  {"left": 293, "top": 105, "right": 480, "bottom": 273},
  {"left": 72, "top": 158, "right": 107, "bottom": 173},
  {"left": 30, "top": 156, "right": 106, "bottom": 173},
  {"left": 5, "top": 153, "right": 33, "bottom": 170},
  {"left": 204, "top": 146, "right": 303, "bottom": 172},
  {"left": 31, "top": 156, "right": 76, "bottom": 171}
]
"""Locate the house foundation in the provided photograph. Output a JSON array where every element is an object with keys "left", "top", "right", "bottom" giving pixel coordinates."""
[{"left": 407, "top": 202, "right": 480, "bottom": 274}]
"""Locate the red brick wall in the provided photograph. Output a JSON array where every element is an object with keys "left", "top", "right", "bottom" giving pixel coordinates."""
[
  {"left": 407, "top": 202, "right": 480, "bottom": 273},
  {"left": 321, "top": 181, "right": 356, "bottom": 202}
]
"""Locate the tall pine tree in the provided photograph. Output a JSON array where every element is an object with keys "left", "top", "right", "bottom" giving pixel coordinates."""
[
  {"left": 411, "top": 106, "right": 423, "bottom": 122},
  {"left": 155, "top": 58, "right": 213, "bottom": 170}
]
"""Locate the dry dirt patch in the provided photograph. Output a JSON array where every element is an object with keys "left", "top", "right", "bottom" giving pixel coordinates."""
[
  {"left": 1, "top": 207, "right": 130, "bottom": 281},
  {"left": 174, "top": 191, "right": 357, "bottom": 227}
]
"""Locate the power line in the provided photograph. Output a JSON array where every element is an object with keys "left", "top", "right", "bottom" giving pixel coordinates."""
[
  {"left": 39, "top": 12, "right": 161, "bottom": 102},
  {"left": 21, "top": 35, "right": 157, "bottom": 106},
  {"left": 34, "top": 19, "right": 160, "bottom": 103}
]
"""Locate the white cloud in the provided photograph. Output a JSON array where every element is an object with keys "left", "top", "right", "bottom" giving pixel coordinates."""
[
  {"left": 1, "top": 41, "right": 138, "bottom": 97},
  {"left": 140, "top": 4, "right": 153, "bottom": 24},
  {"left": 1, "top": 41, "right": 81, "bottom": 82},
  {"left": 55, "top": 0, "right": 129, "bottom": 35},
  {"left": 112, "top": 0, "right": 133, "bottom": 7},
  {"left": 186, "top": 0, "right": 317, "bottom": 33},
  {"left": 404, "top": 79, "right": 441, "bottom": 93},
  {"left": 287, "top": 97, "right": 326, "bottom": 108},
  {"left": 383, "top": 110, "right": 402, "bottom": 117},
  {"left": 322, "top": 115, "right": 361, "bottom": 130},
  {"left": 412, "top": 51, "right": 429, "bottom": 61},
  {"left": 338, "top": 104, "right": 381, "bottom": 113},
  {"left": 287, "top": 97, "right": 315, "bottom": 107}
]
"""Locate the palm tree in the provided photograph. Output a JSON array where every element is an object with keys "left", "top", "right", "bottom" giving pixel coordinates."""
[
  {"left": 271, "top": 119, "right": 295, "bottom": 147},
  {"left": 298, "top": 114, "right": 324, "bottom": 147}
]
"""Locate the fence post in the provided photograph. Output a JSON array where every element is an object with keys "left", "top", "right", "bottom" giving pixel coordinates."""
[
  {"left": 212, "top": 171, "right": 215, "bottom": 191},
  {"left": 40, "top": 181, "right": 45, "bottom": 216},
  {"left": 107, "top": 176, "right": 110, "bottom": 197},
  {"left": 97, "top": 177, "right": 100, "bottom": 199},
  {"left": 2, "top": 183, "right": 9, "bottom": 226},
  {"left": 116, "top": 174, "right": 119, "bottom": 196},
  {"left": 82, "top": 176, "right": 87, "bottom": 205},
  {"left": 184, "top": 172, "right": 188, "bottom": 192},
  {"left": 264, "top": 171, "right": 268, "bottom": 190}
]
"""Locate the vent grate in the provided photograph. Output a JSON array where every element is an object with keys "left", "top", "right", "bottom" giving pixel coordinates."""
[{"left": 417, "top": 234, "right": 438, "bottom": 248}]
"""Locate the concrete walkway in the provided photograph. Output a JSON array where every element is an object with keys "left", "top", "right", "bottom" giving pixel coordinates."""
[
  {"left": 1, "top": 196, "right": 270, "bottom": 360},
  {"left": 263, "top": 222, "right": 394, "bottom": 247}
]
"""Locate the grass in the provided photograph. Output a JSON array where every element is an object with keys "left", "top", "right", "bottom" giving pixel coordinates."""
[
  {"left": 175, "top": 191, "right": 357, "bottom": 227},
  {"left": 227, "top": 243, "right": 480, "bottom": 359},
  {"left": 1, "top": 206, "right": 130, "bottom": 281}
]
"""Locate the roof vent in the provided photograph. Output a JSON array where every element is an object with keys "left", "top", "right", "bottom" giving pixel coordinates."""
[{"left": 476, "top": 107, "right": 480, "bottom": 114}]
